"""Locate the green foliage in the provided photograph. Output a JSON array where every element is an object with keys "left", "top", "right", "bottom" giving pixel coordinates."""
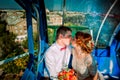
[
  {"left": 33, "top": 33, "right": 39, "bottom": 50},
  {"left": 0, "top": 21, "right": 24, "bottom": 60},
  {"left": 64, "top": 15, "right": 85, "bottom": 26},
  {"left": 14, "top": 55, "right": 29, "bottom": 71},
  {"left": 64, "top": 22, "right": 75, "bottom": 26},
  {"left": 22, "top": 38, "right": 28, "bottom": 49},
  {"left": 48, "top": 28, "right": 55, "bottom": 45},
  {"left": 22, "top": 33, "right": 38, "bottom": 50},
  {"left": 0, "top": 55, "right": 29, "bottom": 74},
  {"left": 0, "top": 20, "right": 26, "bottom": 74}
]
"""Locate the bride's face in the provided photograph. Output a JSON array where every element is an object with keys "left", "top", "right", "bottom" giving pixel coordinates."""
[{"left": 71, "top": 38, "right": 77, "bottom": 48}]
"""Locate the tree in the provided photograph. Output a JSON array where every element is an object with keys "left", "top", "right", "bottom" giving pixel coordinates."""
[
  {"left": 0, "top": 19, "right": 28, "bottom": 77},
  {"left": 0, "top": 21, "right": 24, "bottom": 60}
]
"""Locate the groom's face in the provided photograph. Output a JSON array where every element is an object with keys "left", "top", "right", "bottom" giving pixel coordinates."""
[{"left": 62, "top": 31, "right": 72, "bottom": 46}]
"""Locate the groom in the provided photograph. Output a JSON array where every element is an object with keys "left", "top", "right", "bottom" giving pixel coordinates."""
[{"left": 45, "top": 26, "right": 72, "bottom": 80}]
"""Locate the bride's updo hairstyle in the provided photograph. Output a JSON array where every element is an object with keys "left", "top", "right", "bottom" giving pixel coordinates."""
[{"left": 75, "top": 31, "right": 94, "bottom": 54}]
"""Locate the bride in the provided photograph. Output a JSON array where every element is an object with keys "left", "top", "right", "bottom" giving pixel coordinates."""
[{"left": 71, "top": 31, "right": 101, "bottom": 80}]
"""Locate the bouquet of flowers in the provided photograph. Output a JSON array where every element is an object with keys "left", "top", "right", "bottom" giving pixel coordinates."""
[{"left": 58, "top": 68, "right": 77, "bottom": 80}]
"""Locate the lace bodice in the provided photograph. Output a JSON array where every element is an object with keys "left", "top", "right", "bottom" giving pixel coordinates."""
[{"left": 72, "top": 49, "right": 97, "bottom": 80}]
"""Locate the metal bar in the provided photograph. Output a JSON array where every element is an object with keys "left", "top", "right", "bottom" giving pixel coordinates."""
[
  {"left": 0, "top": 52, "right": 28, "bottom": 65},
  {"left": 95, "top": 0, "right": 118, "bottom": 46},
  {"left": 62, "top": 0, "right": 66, "bottom": 25}
]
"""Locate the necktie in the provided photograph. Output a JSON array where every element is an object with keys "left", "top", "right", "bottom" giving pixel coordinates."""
[{"left": 60, "top": 46, "right": 66, "bottom": 51}]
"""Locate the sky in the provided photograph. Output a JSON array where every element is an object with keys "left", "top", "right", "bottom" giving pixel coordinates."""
[{"left": 0, "top": 0, "right": 22, "bottom": 10}]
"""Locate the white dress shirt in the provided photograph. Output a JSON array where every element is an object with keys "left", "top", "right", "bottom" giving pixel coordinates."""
[{"left": 45, "top": 42, "right": 71, "bottom": 79}]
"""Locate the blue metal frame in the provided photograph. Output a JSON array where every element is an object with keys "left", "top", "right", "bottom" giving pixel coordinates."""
[
  {"left": 15, "top": 0, "right": 48, "bottom": 80},
  {"left": 92, "top": 24, "right": 120, "bottom": 79}
]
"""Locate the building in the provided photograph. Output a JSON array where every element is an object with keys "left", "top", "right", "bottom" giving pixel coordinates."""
[{"left": 5, "top": 10, "right": 63, "bottom": 42}]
